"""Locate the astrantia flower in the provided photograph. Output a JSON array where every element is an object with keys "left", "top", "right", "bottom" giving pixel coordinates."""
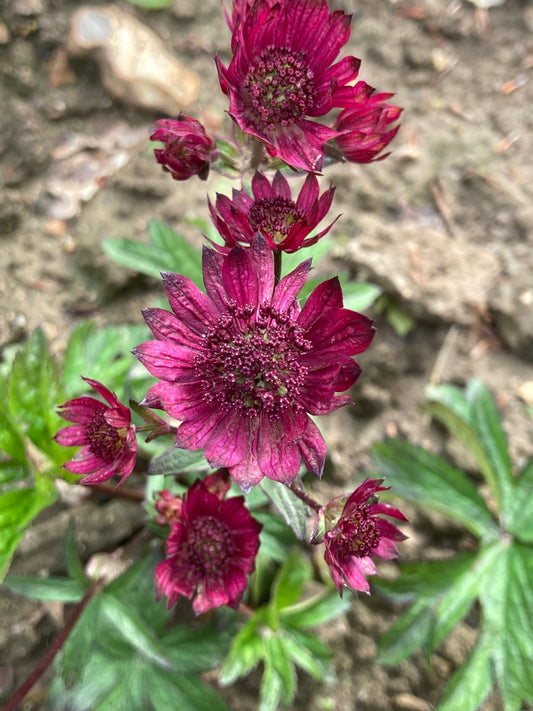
[
  {"left": 209, "top": 171, "right": 338, "bottom": 252},
  {"left": 317, "top": 478, "right": 407, "bottom": 595},
  {"left": 215, "top": 0, "right": 361, "bottom": 171},
  {"left": 155, "top": 477, "right": 261, "bottom": 614},
  {"left": 331, "top": 82, "right": 402, "bottom": 164},
  {"left": 150, "top": 115, "right": 218, "bottom": 181},
  {"left": 54, "top": 378, "right": 137, "bottom": 486},
  {"left": 133, "top": 235, "right": 374, "bottom": 492}
]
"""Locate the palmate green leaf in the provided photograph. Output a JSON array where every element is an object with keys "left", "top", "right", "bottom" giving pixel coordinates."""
[
  {"left": 162, "top": 620, "right": 230, "bottom": 673},
  {"left": 260, "top": 478, "right": 308, "bottom": 540},
  {"left": 52, "top": 553, "right": 229, "bottom": 711},
  {"left": 282, "top": 627, "right": 332, "bottom": 681},
  {"left": 100, "top": 594, "right": 173, "bottom": 670},
  {"left": 149, "top": 666, "right": 232, "bottom": 711},
  {"left": 374, "top": 553, "right": 475, "bottom": 603},
  {"left": 0, "top": 405, "right": 26, "bottom": 462},
  {"left": 102, "top": 219, "right": 203, "bottom": 287},
  {"left": 372, "top": 439, "right": 499, "bottom": 540},
  {"left": 376, "top": 547, "right": 494, "bottom": 666},
  {"left": 380, "top": 538, "right": 533, "bottom": 711},
  {"left": 61, "top": 597, "right": 101, "bottom": 689},
  {"left": 426, "top": 379, "right": 514, "bottom": 519}
]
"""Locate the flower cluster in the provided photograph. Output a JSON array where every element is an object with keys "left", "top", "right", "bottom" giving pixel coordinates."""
[
  {"left": 54, "top": 0, "right": 406, "bottom": 614},
  {"left": 152, "top": 0, "right": 401, "bottom": 179}
]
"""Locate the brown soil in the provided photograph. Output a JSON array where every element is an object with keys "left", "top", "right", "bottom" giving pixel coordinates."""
[{"left": 1, "top": 0, "right": 532, "bottom": 709}]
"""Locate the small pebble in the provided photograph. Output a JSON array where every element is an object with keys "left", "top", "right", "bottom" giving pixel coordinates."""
[{"left": 393, "top": 692, "right": 431, "bottom": 711}]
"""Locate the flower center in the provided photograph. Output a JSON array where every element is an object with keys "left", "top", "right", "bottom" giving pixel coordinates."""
[
  {"left": 244, "top": 46, "right": 315, "bottom": 131},
  {"left": 86, "top": 408, "right": 124, "bottom": 462},
  {"left": 195, "top": 303, "right": 311, "bottom": 418},
  {"left": 186, "top": 516, "right": 235, "bottom": 576},
  {"left": 341, "top": 507, "right": 380, "bottom": 558},
  {"left": 248, "top": 197, "right": 304, "bottom": 244}
]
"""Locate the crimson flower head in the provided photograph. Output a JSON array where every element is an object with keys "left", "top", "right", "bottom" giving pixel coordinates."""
[
  {"left": 54, "top": 378, "right": 137, "bottom": 486},
  {"left": 155, "top": 476, "right": 261, "bottom": 614},
  {"left": 216, "top": 0, "right": 361, "bottom": 171},
  {"left": 314, "top": 478, "right": 407, "bottom": 596},
  {"left": 331, "top": 82, "right": 402, "bottom": 164},
  {"left": 150, "top": 115, "right": 217, "bottom": 181},
  {"left": 133, "top": 235, "right": 375, "bottom": 493},
  {"left": 209, "top": 171, "right": 338, "bottom": 253}
]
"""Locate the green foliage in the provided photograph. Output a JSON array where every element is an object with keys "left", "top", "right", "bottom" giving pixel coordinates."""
[
  {"left": 101, "top": 220, "right": 204, "bottom": 287},
  {"left": 220, "top": 551, "right": 349, "bottom": 711},
  {"left": 3, "top": 549, "right": 232, "bottom": 711},
  {"left": 0, "top": 320, "right": 151, "bottom": 582},
  {"left": 373, "top": 379, "right": 533, "bottom": 711},
  {"left": 0, "top": 329, "right": 64, "bottom": 581},
  {"left": 102, "top": 221, "right": 382, "bottom": 314}
]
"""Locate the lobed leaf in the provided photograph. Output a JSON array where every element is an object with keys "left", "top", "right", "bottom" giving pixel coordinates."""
[
  {"left": 372, "top": 439, "right": 498, "bottom": 540},
  {"left": 426, "top": 379, "right": 514, "bottom": 519}
]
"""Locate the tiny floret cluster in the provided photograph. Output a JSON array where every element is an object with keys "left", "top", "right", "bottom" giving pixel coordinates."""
[{"left": 52, "top": 0, "right": 406, "bottom": 624}]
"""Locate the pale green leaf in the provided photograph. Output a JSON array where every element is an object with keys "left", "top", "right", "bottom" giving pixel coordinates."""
[
  {"left": 260, "top": 478, "right": 308, "bottom": 541},
  {"left": 373, "top": 439, "right": 498, "bottom": 539}
]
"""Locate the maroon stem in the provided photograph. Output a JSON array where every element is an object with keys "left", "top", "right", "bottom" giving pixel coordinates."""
[
  {"left": 0, "top": 580, "right": 104, "bottom": 711},
  {"left": 90, "top": 483, "right": 146, "bottom": 501},
  {"left": 288, "top": 482, "right": 321, "bottom": 512}
]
